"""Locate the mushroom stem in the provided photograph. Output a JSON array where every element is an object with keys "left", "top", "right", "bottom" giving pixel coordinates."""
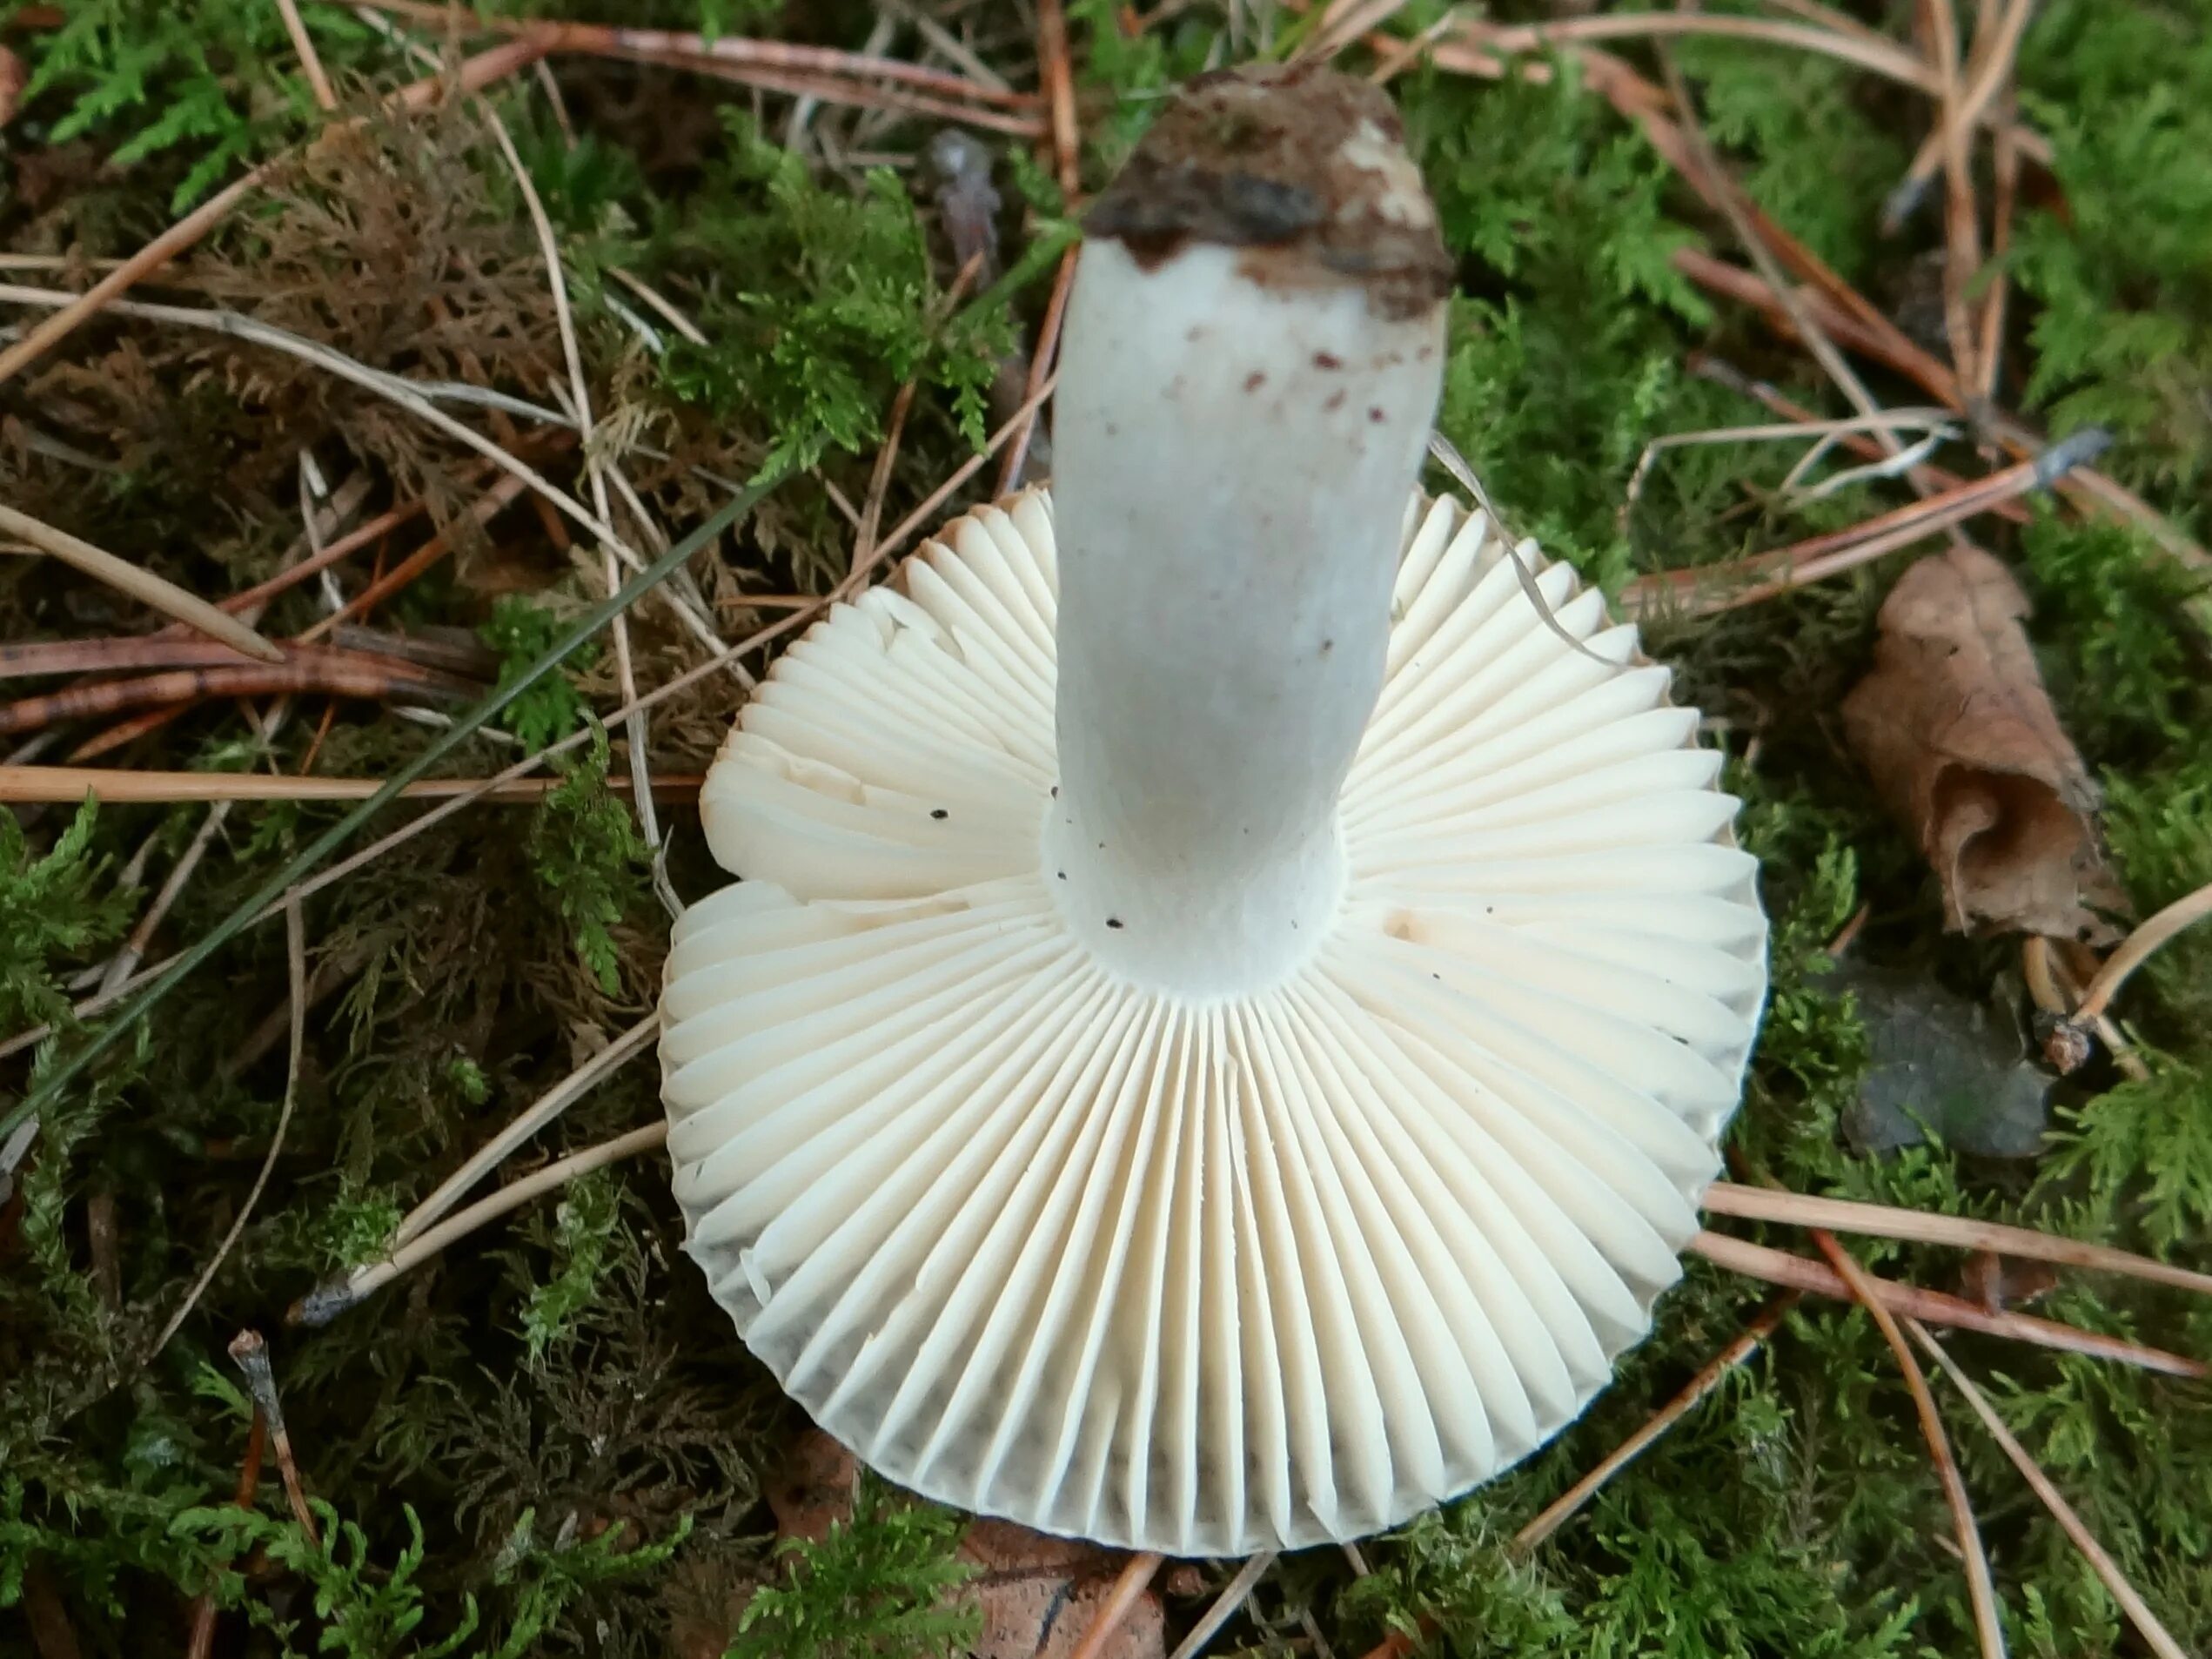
[{"left": 1044, "top": 71, "right": 1449, "bottom": 997}]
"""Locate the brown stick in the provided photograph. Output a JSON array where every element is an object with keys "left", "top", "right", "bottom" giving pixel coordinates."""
[
  {"left": 0, "top": 502, "right": 284, "bottom": 662},
  {"left": 1813, "top": 1230, "right": 2006, "bottom": 1659},
  {"left": 2071, "top": 878, "right": 2212, "bottom": 1025},
  {"left": 302, "top": 473, "right": 534, "bottom": 640},
  {"left": 275, "top": 0, "right": 339, "bottom": 111},
  {"left": 1912, "top": 1325, "right": 2192, "bottom": 1659},
  {"left": 1919, "top": 0, "right": 1985, "bottom": 400},
  {"left": 0, "top": 655, "right": 476, "bottom": 738},
  {"left": 1623, "top": 435, "right": 2104, "bottom": 617},
  {"left": 613, "top": 47, "right": 1045, "bottom": 136},
  {"left": 0, "top": 34, "right": 553, "bottom": 386},
  {"left": 1067, "top": 1553, "right": 1163, "bottom": 1659},
  {"left": 1703, "top": 1181, "right": 2212, "bottom": 1298},
  {"left": 996, "top": 246, "right": 1077, "bottom": 496},
  {"left": 1513, "top": 1291, "right": 1799, "bottom": 1551},
  {"left": 356, "top": 1, "right": 1039, "bottom": 109},
  {"left": 184, "top": 1413, "right": 267, "bottom": 1659},
  {"left": 0, "top": 631, "right": 475, "bottom": 681},
  {"left": 1692, "top": 1232, "right": 2209, "bottom": 1379},
  {"left": 0, "top": 765, "right": 704, "bottom": 805},
  {"left": 227, "top": 1331, "right": 318, "bottom": 1544},
  {"left": 1035, "top": 0, "right": 1081, "bottom": 198},
  {"left": 1672, "top": 250, "right": 2212, "bottom": 573},
  {"left": 1885, "top": 0, "right": 2034, "bottom": 234}
]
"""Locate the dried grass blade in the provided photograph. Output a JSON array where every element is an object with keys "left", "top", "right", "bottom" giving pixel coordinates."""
[
  {"left": 1703, "top": 1182, "right": 2212, "bottom": 1298},
  {"left": 1910, "top": 1323, "right": 2191, "bottom": 1659},
  {"left": 1692, "top": 1232, "right": 2209, "bottom": 1378},
  {"left": 1814, "top": 1232, "right": 2007, "bottom": 1659},
  {"left": 0, "top": 503, "right": 283, "bottom": 663},
  {"left": 392, "top": 1015, "right": 657, "bottom": 1248},
  {"left": 0, "top": 469, "right": 787, "bottom": 1146},
  {"left": 0, "top": 766, "right": 701, "bottom": 806},
  {"left": 1513, "top": 1291, "right": 1799, "bottom": 1551},
  {"left": 294, "top": 1122, "right": 668, "bottom": 1323}
]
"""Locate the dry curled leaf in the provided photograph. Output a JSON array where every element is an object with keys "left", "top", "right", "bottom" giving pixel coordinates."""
[{"left": 1843, "top": 545, "right": 2127, "bottom": 943}]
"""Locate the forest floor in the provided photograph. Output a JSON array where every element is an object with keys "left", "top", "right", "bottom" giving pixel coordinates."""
[{"left": 3, "top": 1, "right": 2211, "bottom": 1656}]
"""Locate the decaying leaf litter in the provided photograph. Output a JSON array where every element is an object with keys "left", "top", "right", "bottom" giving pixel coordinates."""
[{"left": 3, "top": 1, "right": 2212, "bottom": 1656}]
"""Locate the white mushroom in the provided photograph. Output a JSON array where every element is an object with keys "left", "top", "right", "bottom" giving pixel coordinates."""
[{"left": 660, "top": 64, "right": 1767, "bottom": 1557}]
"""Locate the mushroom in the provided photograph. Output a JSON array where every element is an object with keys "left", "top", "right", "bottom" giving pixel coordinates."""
[{"left": 660, "top": 64, "right": 1767, "bottom": 1556}]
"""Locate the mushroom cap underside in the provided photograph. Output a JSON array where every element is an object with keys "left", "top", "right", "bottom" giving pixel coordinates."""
[{"left": 660, "top": 488, "right": 1769, "bottom": 1556}]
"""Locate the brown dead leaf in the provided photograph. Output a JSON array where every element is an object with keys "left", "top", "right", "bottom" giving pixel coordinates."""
[
  {"left": 1843, "top": 544, "right": 2127, "bottom": 943},
  {"left": 680, "top": 1429, "right": 1167, "bottom": 1659}
]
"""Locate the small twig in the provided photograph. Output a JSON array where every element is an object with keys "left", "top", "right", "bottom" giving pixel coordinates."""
[
  {"left": 635, "top": 49, "right": 1044, "bottom": 136},
  {"left": 0, "top": 637, "right": 335, "bottom": 680},
  {"left": 1702, "top": 1182, "right": 2212, "bottom": 1297},
  {"left": 1692, "top": 1232, "right": 2208, "bottom": 1378},
  {"left": 1035, "top": 0, "right": 1080, "bottom": 199},
  {"left": 848, "top": 372, "right": 1058, "bottom": 594},
  {"left": 228, "top": 1330, "right": 318, "bottom": 1543},
  {"left": 185, "top": 1413, "right": 267, "bottom": 1659},
  {"left": 274, "top": 0, "right": 339, "bottom": 110},
  {"left": 1068, "top": 1553, "right": 1165, "bottom": 1659},
  {"left": 1686, "top": 355, "right": 2029, "bottom": 521},
  {"left": 1813, "top": 1232, "right": 2006, "bottom": 1659},
  {"left": 1621, "top": 410, "right": 1954, "bottom": 524},
  {"left": 1911, "top": 1324, "right": 2192, "bottom": 1659},
  {"left": 392, "top": 1015, "right": 656, "bottom": 1250},
  {"left": 2069, "top": 878, "right": 2212, "bottom": 1025},
  {"left": 1166, "top": 1554, "right": 1279, "bottom": 1659},
  {"left": 1658, "top": 50, "right": 1961, "bottom": 556},
  {"left": 0, "top": 655, "right": 475, "bottom": 738},
  {"left": 1882, "top": 0, "right": 2034, "bottom": 235},
  {"left": 1623, "top": 433, "right": 2108, "bottom": 616},
  {"left": 300, "top": 474, "right": 538, "bottom": 644},
  {"left": 355, "top": 1, "right": 1041, "bottom": 109},
  {"left": 0, "top": 503, "right": 282, "bottom": 663},
  {"left": 1513, "top": 1291, "right": 1800, "bottom": 1551},
  {"left": 1977, "top": 76, "right": 2021, "bottom": 408},
  {"left": 607, "top": 267, "right": 709, "bottom": 346},
  {"left": 292, "top": 1123, "right": 667, "bottom": 1323},
  {"left": 995, "top": 246, "right": 1076, "bottom": 495},
  {"left": 0, "top": 766, "right": 702, "bottom": 807},
  {"left": 1671, "top": 254, "right": 2212, "bottom": 576},
  {"left": 151, "top": 899, "right": 307, "bottom": 1360},
  {"left": 474, "top": 94, "right": 667, "bottom": 888},
  {"left": 100, "top": 801, "right": 232, "bottom": 996},
  {"left": 856, "top": 252, "right": 986, "bottom": 575},
  {"left": 1918, "top": 0, "right": 1985, "bottom": 399},
  {"left": 0, "top": 35, "right": 551, "bottom": 386},
  {"left": 1474, "top": 10, "right": 2039, "bottom": 139}
]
